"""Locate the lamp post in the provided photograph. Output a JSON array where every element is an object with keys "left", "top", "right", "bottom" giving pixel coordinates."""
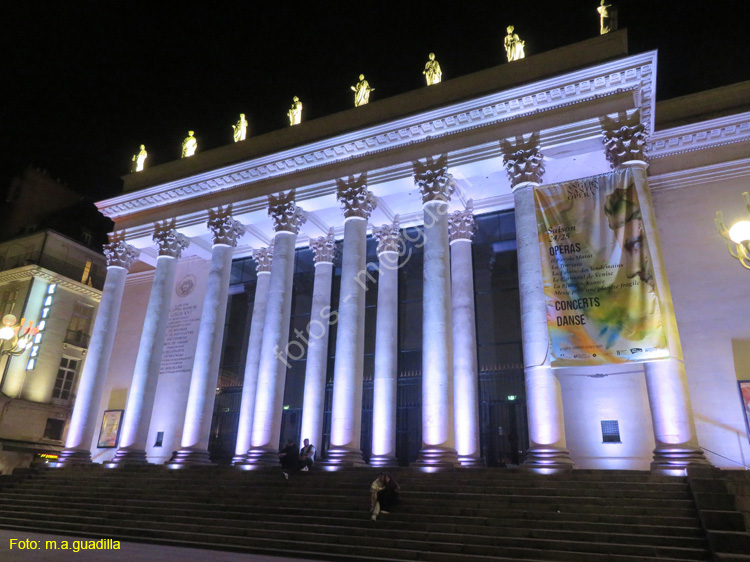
[{"left": 716, "top": 192, "right": 750, "bottom": 268}]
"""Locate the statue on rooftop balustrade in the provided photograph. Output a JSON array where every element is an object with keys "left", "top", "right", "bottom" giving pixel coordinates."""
[
  {"left": 597, "top": 1, "right": 617, "bottom": 35},
  {"left": 351, "top": 74, "right": 374, "bottom": 107},
  {"left": 181, "top": 131, "right": 197, "bottom": 158},
  {"left": 423, "top": 53, "right": 442, "bottom": 86},
  {"left": 287, "top": 96, "right": 302, "bottom": 126},
  {"left": 132, "top": 144, "right": 147, "bottom": 172},
  {"left": 504, "top": 25, "right": 525, "bottom": 62},
  {"left": 232, "top": 114, "right": 248, "bottom": 142}
]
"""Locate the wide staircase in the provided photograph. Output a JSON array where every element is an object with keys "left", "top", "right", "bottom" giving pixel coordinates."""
[{"left": 0, "top": 466, "right": 721, "bottom": 561}]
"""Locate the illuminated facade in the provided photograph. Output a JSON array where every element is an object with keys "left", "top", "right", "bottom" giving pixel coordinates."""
[{"left": 58, "top": 31, "right": 750, "bottom": 472}]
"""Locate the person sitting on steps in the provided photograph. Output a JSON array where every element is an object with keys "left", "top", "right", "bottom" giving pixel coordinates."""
[
  {"left": 370, "top": 473, "right": 400, "bottom": 520},
  {"left": 298, "top": 438, "right": 315, "bottom": 471}
]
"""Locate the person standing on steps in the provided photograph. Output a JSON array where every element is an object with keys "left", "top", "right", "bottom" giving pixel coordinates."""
[
  {"left": 279, "top": 439, "right": 297, "bottom": 479},
  {"left": 298, "top": 438, "right": 315, "bottom": 471}
]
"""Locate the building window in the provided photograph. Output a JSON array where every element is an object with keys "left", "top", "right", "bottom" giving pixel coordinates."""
[
  {"left": 65, "top": 302, "right": 94, "bottom": 348},
  {"left": 52, "top": 357, "right": 80, "bottom": 400},
  {"left": 0, "top": 287, "right": 18, "bottom": 316},
  {"left": 601, "top": 420, "right": 621, "bottom": 443},
  {"left": 154, "top": 432, "right": 164, "bottom": 447},
  {"left": 43, "top": 418, "right": 65, "bottom": 441}
]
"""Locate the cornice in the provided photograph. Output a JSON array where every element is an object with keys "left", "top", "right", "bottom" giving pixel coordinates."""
[
  {"left": 0, "top": 265, "right": 102, "bottom": 301},
  {"left": 98, "top": 52, "right": 656, "bottom": 223},
  {"left": 648, "top": 157, "right": 750, "bottom": 192},
  {"left": 648, "top": 112, "right": 750, "bottom": 160}
]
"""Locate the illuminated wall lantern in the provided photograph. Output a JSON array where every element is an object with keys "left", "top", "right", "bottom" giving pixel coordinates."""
[{"left": 27, "top": 283, "right": 56, "bottom": 370}]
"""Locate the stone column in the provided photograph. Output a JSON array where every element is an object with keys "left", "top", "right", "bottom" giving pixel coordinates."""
[
  {"left": 57, "top": 240, "right": 140, "bottom": 465},
  {"left": 110, "top": 223, "right": 189, "bottom": 466},
  {"left": 370, "top": 220, "right": 401, "bottom": 467},
  {"left": 602, "top": 114, "right": 709, "bottom": 473},
  {"left": 449, "top": 205, "right": 482, "bottom": 467},
  {"left": 327, "top": 176, "right": 376, "bottom": 466},
  {"left": 299, "top": 232, "right": 335, "bottom": 451},
  {"left": 414, "top": 156, "right": 458, "bottom": 467},
  {"left": 233, "top": 245, "right": 273, "bottom": 464},
  {"left": 245, "top": 192, "right": 307, "bottom": 465},
  {"left": 501, "top": 134, "right": 574, "bottom": 472},
  {"left": 169, "top": 207, "right": 245, "bottom": 466}
]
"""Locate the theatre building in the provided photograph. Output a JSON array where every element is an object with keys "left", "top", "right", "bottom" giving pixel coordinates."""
[{"left": 56, "top": 31, "right": 750, "bottom": 473}]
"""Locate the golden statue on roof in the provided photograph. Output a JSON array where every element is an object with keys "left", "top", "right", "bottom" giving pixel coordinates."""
[
  {"left": 132, "top": 144, "right": 147, "bottom": 172},
  {"left": 504, "top": 26, "right": 525, "bottom": 62},
  {"left": 181, "top": 131, "right": 197, "bottom": 158},
  {"left": 288, "top": 96, "right": 302, "bottom": 126},
  {"left": 351, "top": 75, "right": 374, "bottom": 107},
  {"left": 232, "top": 114, "right": 248, "bottom": 142},
  {"left": 423, "top": 53, "right": 442, "bottom": 86}
]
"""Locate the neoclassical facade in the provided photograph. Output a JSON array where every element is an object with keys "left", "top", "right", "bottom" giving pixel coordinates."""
[{"left": 55, "top": 31, "right": 750, "bottom": 472}]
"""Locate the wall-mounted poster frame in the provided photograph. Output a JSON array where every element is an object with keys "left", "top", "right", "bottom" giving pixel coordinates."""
[
  {"left": 97, "top": 409, "right": 124, "bottom": 448},
  {"left": 739, "top": 381, "right": 750, "bottom": 445}
]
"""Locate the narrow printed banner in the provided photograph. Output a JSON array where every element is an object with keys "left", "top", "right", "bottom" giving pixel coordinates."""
[{"left": 534, "top": 168, "right": 669, "bottom": 367}]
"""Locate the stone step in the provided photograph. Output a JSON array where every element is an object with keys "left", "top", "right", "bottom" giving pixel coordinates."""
[
  {"left": 0, "top": 505, "right": 708, "bottom": 549},
  {"left": 0, "top": 496, "right": 704, "bottom": 531},
  {"left": 0, "top": 491, "right": 699, "bottom": 519},
  {"left": 0, "top": 515, "right": 710, "bottom": 561}
]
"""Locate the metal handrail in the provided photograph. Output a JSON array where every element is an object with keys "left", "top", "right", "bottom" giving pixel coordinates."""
[{"left": 701, "top": 446, "right": 750, "bottom": 470}]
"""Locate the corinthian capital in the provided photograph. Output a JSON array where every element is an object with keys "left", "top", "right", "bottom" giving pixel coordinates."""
[
  {"left": 153, "top": 220, "right": 190, "bottom": 258},
  {"left": 268, "top": 191, "right": 307, "bottom": 234},
  {"left": 310, "top": 231, "right": 336, "bottom": 264},
  {"left": 601, "top": 111, "right": 649, "bottom": 168},
  {"left": 207, "top": 206, "right": 246, "bottom": 247},
  {"left": 448, "top": 204, "right": 475, "bottom": 242},
  {"left": 251, "top": 245, "right": 273, "bottom": 273},
  {"left": 413, "top": 154, "right": 455, "bottom": 204},
  {"left": 500, "top": 133, "right": 545, "bottom": 188},
  {"left": 372, "top": 218, "right": 401, "bottom": 255},
  {"left": 336, "top": 174, "right": 377, "bottom": 219},
  {"left": 103, "top": 239, "right": 140, "bottom": 270}
]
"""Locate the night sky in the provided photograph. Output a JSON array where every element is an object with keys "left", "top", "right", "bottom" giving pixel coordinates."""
[{"left": 4, "top": 1, "right": 748, "bottom": 201}]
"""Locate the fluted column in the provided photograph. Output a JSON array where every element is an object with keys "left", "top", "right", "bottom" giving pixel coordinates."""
[
  {"left": 370, "top": 220, "right": 401, "bottom": 467},
  {"left": 602, "top": 114, "right": 709, "bottom": 473},
  {"left": 233, "top": 245, "right": 273, "bottom": 464},
  {"left": 169, "top": 207, "right": 245, "bottom": 466},
  {"left": 414, "top": 156, "right": 458, "bottom": 467},
  {"left": 449, "top": 205, "right": 482, "bottom": 467},
  {"left": 299, "top": 232, "right": 336, "bottom": 451},
  {"left": 56, "top": 240, "right": 140, "bottom": 465},
  {"left": 501, "top": 134, "right": 574, "bottom": 472},
  {"left": 327, "top": 175, "right": 377, "bottom": 467},
  {"left": 245, "top": 192, "right": 307, "bottom": 465},
  {"left": 110, "top": 223, "right": 189, "bottom": 466}
]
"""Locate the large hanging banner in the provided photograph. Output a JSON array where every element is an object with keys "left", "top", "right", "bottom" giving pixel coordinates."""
[{"left": 534, "top": 168, "right": 669, "bottom": 367}]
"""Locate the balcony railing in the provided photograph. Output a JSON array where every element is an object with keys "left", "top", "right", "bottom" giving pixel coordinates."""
[
  {"left": 64, "top": 330, "right": 90, "bottom": 348},
  {"left": 0, "top": 252, "right": 105, "bottom": 290}
]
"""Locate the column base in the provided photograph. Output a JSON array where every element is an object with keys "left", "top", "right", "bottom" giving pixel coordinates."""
[
  {"left": 413, "top": 447, "right": 459, "bottom": 469},
  {"left": 321, "top": 447, "right": 366, "bottom": 468},
  {"left": 369, "top": 454, "right": 399, "bottom": 468},
  {"left": 521, "top": 446, "right": 574, "bottom": 474},
  {"left": 54, "top": 449, "right": 92, "bottom": 467},
  {"left": 166, "top": 448, "right": 216, "bottom": 468},
  {"left": 105, "top": 448, "right": 149, "bottom": 467},
  {"left": 457, "top": 455, "right": 485, "bottom": 468},
  {"left": 234, "top": 448, "right": 281, "bottom": 467},
  {"left": 650, "top": 445, "right": 711, "bottom": 475}
]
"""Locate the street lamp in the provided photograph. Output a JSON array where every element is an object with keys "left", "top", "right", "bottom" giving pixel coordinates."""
[
  {"left": 716, "top": 192, "right": 750, "bottom": 269},
  {"left": 0, "top": 314, "right": 37, "bottom": 357}
]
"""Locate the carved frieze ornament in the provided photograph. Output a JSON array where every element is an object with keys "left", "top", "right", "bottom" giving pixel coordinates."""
[
  {"left": 268, "top": 191, "right": 308, "bottom": 234},
  {"left": 153, "top": 220, "right": 190, "bottom": 258},
  {"left": 207, "top": 205, "right": 246, "bottom": 247},
  {"left": 413, "top": 154, "right": 455, "bottom": 204},
  {"left": 500, "top": 133, "right": 545, "bottom": 187},
  {"left": 336, "top": 174, "right": 377, "bottom": 219},
  {"left": 310, "top": 231, "right": 336, "bottom": 264},
  {"left": 601, "top": 111, "right": 649, "bottom": 168},
  {"left": 449, "top": 202, "right": 476, "bottom": 243},
  {"left": 251, "top": 244, "right": 274, "bottom": 273},
  {"left": 373, "top": 217, "right": 402, "bottom": 255},
  {"left": 103, "top": 238, "right": 140, "bottom": 270}
]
